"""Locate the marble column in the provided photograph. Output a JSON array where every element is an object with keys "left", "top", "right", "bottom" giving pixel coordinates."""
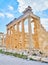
[
  {"left": 10, "top": 27, "right": 15, "bottom": 50},
  {"left": 33, "top": 18, "right": 39, "bottom": 49},
  {"left": 28, "top": 15, "right": 33, "bottom": 51},
  {"left": 22, "top": 19, "right": 25, "bottom": 50},
  {"left": 17, "top": 23, "right": 19, "bottom": 50},
  {"left": 6, "top": 29, "right": 9, "bottom": 50}
]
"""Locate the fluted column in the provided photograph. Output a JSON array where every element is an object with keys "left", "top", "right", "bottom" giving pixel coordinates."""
[
  {"left": 28, "top": 15, "right": 33, "bottom": 51},
  {"left": 6, "top": 29, "right": 10, "bottom": 49},
  {"left": 22, "top": 19, "right": 25, "bottom": 50},
  {"left": 17, "top": 23, "right": 19, "bottom": 50},
  {"left": 10, "top": 27, "right": 14, "bottom": 50},
  {"left": 9, "top": 28, "right": 12, "bottom": 49},
  {"left": 33, "top": 18, "right": 39, "bottom": 49}
]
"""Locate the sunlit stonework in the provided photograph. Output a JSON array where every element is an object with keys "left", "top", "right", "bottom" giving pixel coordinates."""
[{"left": 4, "top": 6, "right": 48, "bottom": 56}]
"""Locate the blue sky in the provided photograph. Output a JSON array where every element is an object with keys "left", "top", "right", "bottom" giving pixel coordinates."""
[{"left": 0, "top": 0, "right": 48, "bottom": 33}]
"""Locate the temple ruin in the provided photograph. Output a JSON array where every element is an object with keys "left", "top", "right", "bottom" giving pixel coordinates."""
[{"left": 5, "top": 6, "right": 48, "bottom": 56}]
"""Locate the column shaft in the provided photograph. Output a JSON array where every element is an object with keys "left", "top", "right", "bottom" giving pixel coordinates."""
[
  {"left": 17, "top": 23, "right": 19, "bottom": 50},
  {"left": 28, "top": 16, "right": 33, "bottom": 51},
  {"left": 22, "top": 19, "right": 25, "bottom": 50},
  {"left": 34, "top": 19, "right": 39, "bottom": 49}
]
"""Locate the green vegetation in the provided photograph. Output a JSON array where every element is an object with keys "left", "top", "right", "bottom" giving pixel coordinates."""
[
  {"left": 12, "top": 53, "right": 28, "bottom": 59},
  {"left": 0, "top": 49, "right": 4, "bottom": 53},
  {"left": 0, "top": 49, "right": 28, "bottom": 59}
]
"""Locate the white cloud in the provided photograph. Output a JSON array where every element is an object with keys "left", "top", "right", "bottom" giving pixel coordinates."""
[
  {"left": 5, "top": 13, "right": 14, "bottom": 18},
  {"left": 0, "top": 12, "right": 5, "bottom": 17},
  {"left": 8, "top": 5, "right": 14, "bottom": 10},
  {"left": 17, "top": 0, "right": 48, "bottom": 13},
  {"left": 40, "top": 18, "right": 48, "bottom": 31}
]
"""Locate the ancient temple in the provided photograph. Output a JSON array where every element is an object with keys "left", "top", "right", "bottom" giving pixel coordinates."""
[{"left": 5, "top": 6, "right": 48, "bottom": 55}]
